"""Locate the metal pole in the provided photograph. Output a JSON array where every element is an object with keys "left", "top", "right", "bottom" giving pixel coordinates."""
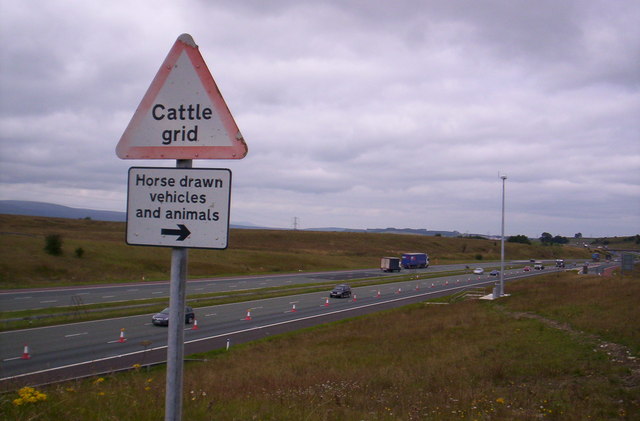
[
  {"left": 499, "top": 175, "right": 507, "bottom": 297},
  {"left": 165, "top": 159, "right": 191, "bottom": 421}
]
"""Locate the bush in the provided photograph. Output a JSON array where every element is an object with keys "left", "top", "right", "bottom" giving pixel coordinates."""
[
  {"left": 508, "top": 235, "right": 531, "bottom": 245},
  {"left": 475, "top": 254, "right": 483, "bottom": 260},
  {"left": 75, "top": 247, "right": 85, "bottom": 258},
  {"left": 44, "top": 234, "right": 63, "bottom": 256}
]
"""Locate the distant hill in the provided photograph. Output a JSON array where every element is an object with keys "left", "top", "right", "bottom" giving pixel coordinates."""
[
  {"left": 0, "top": 200, "right": 463, "bottom": 237},
  {"left": 304, "top": 227, "right": 461, "bottom": 237},
  {"left": 0, "top": 200, "right": 126, "bottom": 222},
  {"left": 0, "top": 200, "right": 263, "bottom": 229}
]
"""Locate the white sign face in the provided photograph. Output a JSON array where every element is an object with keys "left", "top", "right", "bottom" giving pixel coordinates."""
[{"left": 126, "top": 167, "right": 231, "bottom": 249}]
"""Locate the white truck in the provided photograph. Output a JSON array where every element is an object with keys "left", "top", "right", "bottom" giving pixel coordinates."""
[{"left": 380, "top": 257, "right": 401, "bottom": 272}]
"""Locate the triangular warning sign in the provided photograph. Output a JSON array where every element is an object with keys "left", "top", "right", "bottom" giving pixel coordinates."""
[{"left": 116, "top": 34, "right": 248, "bottom": 160}]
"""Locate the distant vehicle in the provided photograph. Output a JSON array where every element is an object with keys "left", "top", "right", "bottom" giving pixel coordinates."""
[
  {"left": 534, "top": 262, "right": 545, "bottom": 270},
  {"left": 380, "top": 257, "right": 401, "bottom": 272},
  {"left": 329, "top": 284, "right": 352, "bottom": 298},
  {"left": 401, "top": 253, "right": 429, "bottom": 269},
  {"left": 489, "top": 270, "right": 499, "bottom": 276},
  {"left": 555, "top": 259, "right": 565, "bottom": 268},
  {"left": 592, "top": 253, "right": 600, "bottom": 262},
  {"left": 473, "top": 268, "right": 484, "bottom": 275},
  {"left": 529, "top": 259, "right": 536, "bottom": 262},
  {"left": 152, "top": 306, "right": 195, "bottom": 326},
  {"left": 523, "top": 266, "right": 531, "bottom": 272}
]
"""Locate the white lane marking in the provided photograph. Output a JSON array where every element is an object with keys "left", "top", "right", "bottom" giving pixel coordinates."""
[
  {"left": 40, "top": 300, "right": 57, "bottom": 303},
  {"left": 126, "top": 289, "right": 139, "bottom": 292},
  {"left": 65, "top": 332, "right": 88, "bottom": 338},
  {"left": 205, "top": 313, "right": 217, "bottom": 317},
  {"left": 152, "top": 292, "right": 164, "bottom": 295},
  {"left": 102, "top": 296, "right": 115, "bottom": 299},
  {"left": 3, "top": 356, "right": 21, "bottom": 362},
  {"left": 76, "top": 293, "right": 90, "bottom": 296},
  {"left": 14, "top": 297, "right": 32, "bottom": 300}
]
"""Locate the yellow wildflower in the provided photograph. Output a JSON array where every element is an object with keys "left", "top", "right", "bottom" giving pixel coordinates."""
[{"left": 13, "top": 386, "right": 47, "bottom": 406}]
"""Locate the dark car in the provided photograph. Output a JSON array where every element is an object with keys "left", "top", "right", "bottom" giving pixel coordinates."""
[
  {"left": 489, "top": 270, "right": 499, "bottom": 276},
  {"left": 329, "top": 284, "right": 352, "bottom": 298},
  {"left": 152, "top": 306, "right": 195, "bottom": 326}
]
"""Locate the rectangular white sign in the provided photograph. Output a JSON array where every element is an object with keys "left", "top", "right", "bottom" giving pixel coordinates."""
[{"left": 126, "top": 167, "right": 231, "bottom": 249}]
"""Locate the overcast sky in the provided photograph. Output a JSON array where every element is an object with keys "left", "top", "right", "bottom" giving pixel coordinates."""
[{"left": 1, "top": 1, "right": 638, "bottom": 238}]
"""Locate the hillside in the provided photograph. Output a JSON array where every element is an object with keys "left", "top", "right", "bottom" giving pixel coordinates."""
[{"left": 0, "top": 214, "right": 592, "bottom": 288}]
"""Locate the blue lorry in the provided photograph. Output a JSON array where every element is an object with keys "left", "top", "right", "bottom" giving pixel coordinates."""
[{"left": 401, "top": 253, "right": 429, "bottom": 269}]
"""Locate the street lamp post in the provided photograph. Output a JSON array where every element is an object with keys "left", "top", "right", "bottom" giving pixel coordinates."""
[{"left": 499, "top": 174, "right": 507, "bottom": 297}]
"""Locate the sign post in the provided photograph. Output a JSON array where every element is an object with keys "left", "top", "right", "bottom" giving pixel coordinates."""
[{"left": 116, "top": 34, "right": 248, "bottom": 421}]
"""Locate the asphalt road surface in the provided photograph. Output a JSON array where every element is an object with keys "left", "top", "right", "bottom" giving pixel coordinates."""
[
  {"left": 1, "top": 261, "right": 541, "bottom": 312},
  {"left": 0, "top": 264, "right": 582, "bottom": 390}
]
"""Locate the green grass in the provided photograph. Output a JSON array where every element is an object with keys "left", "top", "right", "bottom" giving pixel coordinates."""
[
  {"left": 1, "top": 214, "right": 592, "bottom": 289},
  {"left": 2, "top": 270, "right": 638, "bottom": 420}
]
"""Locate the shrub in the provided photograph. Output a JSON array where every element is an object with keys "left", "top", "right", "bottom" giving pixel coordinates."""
[
  {"left": 44, "top": 234, "right": 63, "bottom": 256},
  {"left": 75, "top": 247, "right": 85, "bottom": 258}
]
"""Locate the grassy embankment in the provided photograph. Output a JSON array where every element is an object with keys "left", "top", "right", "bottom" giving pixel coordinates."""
[
  {"left": 2, "top": 269, "right": 638, "bottom": 420},
  {"left": 0, "top": 214, "right": 592, "bottom": 289}
]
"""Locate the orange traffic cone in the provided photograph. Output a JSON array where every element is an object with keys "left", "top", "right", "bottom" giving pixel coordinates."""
[
  {"left": 431, "top": 283, "right": 434, "bottom": 288},
  {"left": 376, "top": 290, "right": 381, "bottom": 297},
  {"left": 415, "top": 284, "right": 419, "bottom": 291},
  {"left": 352, "top": 294, "right": 357, "bottom": 302},
  {"left": 324, "top": 298, "right": 329, "bottom": 307},
  {"left": 291, "top": 303, "right": 297, "bottom": 312},
  {"left": 396, "top": 287, "right": 402, "bottom": 294},
  {"left": 21, "top": 344, "right": 30, "bottom": 360},
  {"left": 244, "top": 309, "right": 252, "bottom": 320},
  {"left": 192, "top": 319, "right": 199, "bottom": 330},
  {"left": 118, "top": 328, "right": 127, "bottom": 343}
]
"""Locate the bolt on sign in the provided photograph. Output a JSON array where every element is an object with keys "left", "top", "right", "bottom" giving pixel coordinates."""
[{"left": 116, "top": 33, "right": 248, "bottom": 160}]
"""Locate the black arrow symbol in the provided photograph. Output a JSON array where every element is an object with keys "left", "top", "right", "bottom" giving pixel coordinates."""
[{"left": 161, "top": 224, "right": 191, "bottom": 241}]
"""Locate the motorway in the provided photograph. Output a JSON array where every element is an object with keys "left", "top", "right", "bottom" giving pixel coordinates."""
[
  {"left": 0, "top": 262, "right": 517, "bottom": 312},
  {"left": 0, "top": 260, "right": 607, "bottom": 390},
  {"left": 0, "top": 265, "right": 576, "bottom": 389}
]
